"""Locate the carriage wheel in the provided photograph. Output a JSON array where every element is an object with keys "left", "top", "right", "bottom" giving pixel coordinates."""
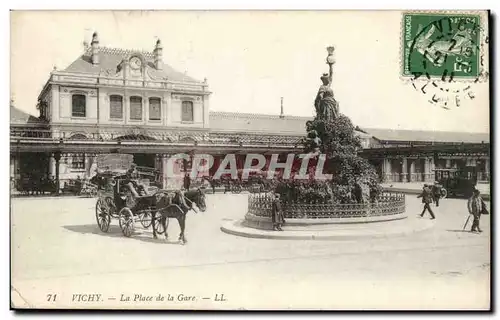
[
  {"left": 232, "top": 185, "right": 242, "bottom": 194},
  {"left": 153, "top": 212, "right": 168, "bottom": 235},
  {"left": 95, "top": 199, "right": 111, "bottom": 232},
  {"left": 119, "top": 207, "right": 135, "bottom": 237},
  {"left": 140, "top": 210, "right": 153, "bottom": 229}
]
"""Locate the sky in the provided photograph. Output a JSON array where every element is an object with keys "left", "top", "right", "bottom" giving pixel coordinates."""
[{"left": 10, "top": 10, "right": 490, "bottom": 133}]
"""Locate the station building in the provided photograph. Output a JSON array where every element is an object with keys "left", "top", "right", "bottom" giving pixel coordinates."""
[{"left": 10, "top": 32, "right": 490, "bottom": 190}]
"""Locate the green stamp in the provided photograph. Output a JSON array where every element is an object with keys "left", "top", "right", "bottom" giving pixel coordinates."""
[{"left": 402, "top": 12, "right": 482, "bottom": 79}]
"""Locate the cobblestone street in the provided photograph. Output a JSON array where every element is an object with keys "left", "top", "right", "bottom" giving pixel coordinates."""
[{"left": 11, "top": 194, "right": 490, "bottom": 309}]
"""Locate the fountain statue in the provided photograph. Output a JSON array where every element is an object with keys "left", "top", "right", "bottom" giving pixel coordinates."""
[{"left": 314, "top": 46, "right": 339, "bottom": 121}]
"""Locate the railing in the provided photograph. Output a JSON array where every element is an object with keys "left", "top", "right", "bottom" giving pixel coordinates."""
[
  {"left": 10, "top": 127, "right": 303, "bottom": 147},
  {"left": 248, "top": 192, "right": 405, "bottom": 219}
]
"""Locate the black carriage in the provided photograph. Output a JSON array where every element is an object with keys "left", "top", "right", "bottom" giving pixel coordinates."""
[
  {"left": 95, "top": 178, "right": 169, "bottom": 237},
  {"left": 94, "top": 154, "right": 207, "bottom": 243},
  {"left": 93, "top": 154, "right": 168, "bottom": 237}
]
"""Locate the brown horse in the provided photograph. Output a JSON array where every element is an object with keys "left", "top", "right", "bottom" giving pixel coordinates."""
[{"left": 153, "top": 188, "right": 207, "bottom": 244}]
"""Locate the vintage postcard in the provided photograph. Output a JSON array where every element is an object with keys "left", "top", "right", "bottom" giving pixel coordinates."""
[{"left": 10, "top": 10, "right": 490, "bottom": 310}]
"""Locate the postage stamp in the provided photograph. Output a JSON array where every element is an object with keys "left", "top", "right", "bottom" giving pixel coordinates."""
[
  {"left": 401, "top": 11, "right": 489, "bottom": 109},
  {"left": 402, "top": 12, "right": 487, "bottom": 80}
]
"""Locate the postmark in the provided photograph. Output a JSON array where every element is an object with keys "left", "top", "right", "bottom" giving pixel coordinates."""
[{"left": 401, "top": 11, "right": 489, "bottom": 109}]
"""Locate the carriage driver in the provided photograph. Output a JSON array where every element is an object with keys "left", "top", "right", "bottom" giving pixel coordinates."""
[{"left": 125, "top": 163, "right": 147, "bottom": 197}]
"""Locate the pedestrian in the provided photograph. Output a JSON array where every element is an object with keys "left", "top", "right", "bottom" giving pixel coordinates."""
[
  {"left": 467, "top": 189, "right": 488, "bottom": 233},
  {"left": 224, "top": 178, "right": 230, "bottom": 194},
  {"left": 417, "top": 184, "right": 435, "bottom": 219},
  {"left": 183, "top": 173, "right": 191, "bottom": 191},
  {"left": 271, "top": 192, "right": 285, "bottom": 231},
  {"left": 210, "top": 177, "right": 216, "bottom": 194},
  {"left": 432, "top": 181, "right": 443, "bottom": 207}
]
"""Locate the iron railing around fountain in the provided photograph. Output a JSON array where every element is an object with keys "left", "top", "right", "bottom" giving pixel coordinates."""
[{"left": 248, "top": 192, "right": 406, "bottom": 219}]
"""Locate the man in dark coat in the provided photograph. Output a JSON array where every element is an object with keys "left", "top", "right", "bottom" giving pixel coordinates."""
[
  {"left": 271, "top": 193, "right": 285, "bottom": 231},
  {"left": 432, "top": 181, "right": 443, "bottom": 207},
  {"left": 183, "top": 173, "right": 191, "bottom": 191},
  {"left": 468, "top": 189, "right": 487, "bottom": 233},
  {"left": 417, "top": 184, "right": 435, "bottom": 219},
  {"left": 210, "top": 177, "right": 216, "bottom": 194},
  {"left": 223, "top": 178, "right": 231, "bottom": 194}
]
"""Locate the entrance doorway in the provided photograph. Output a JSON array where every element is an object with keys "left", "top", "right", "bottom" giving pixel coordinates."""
[{"left": 132, "top": 154, "right": 155, "bottom": 168}]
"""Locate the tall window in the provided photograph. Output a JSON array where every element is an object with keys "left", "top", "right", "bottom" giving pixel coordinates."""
[
  {"left": 181, "top": 101, "right": 194, "bottom": 122},
  {"left": 149, "top": 97, "right": 161, "bottom": 120},
  {"left": 71, "top": 154, "right": 85, "bottom": 169},
  {"left": 130, "top": 96, "right": 142, "bottom": 120},
  {"left": 109, "top": 95, "right": 123, "bottom": 119},
  {"left": 72, "top": 94, "right": 86, "bottom": 117}
]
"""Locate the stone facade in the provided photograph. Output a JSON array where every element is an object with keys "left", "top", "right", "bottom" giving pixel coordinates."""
[{"left": 34, "top": 33, "right": 211, "bottom": 189}]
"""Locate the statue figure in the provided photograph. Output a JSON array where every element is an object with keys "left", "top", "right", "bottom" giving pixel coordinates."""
[{"left": 314, "top": 47, "right": 339, "bottom": 121}]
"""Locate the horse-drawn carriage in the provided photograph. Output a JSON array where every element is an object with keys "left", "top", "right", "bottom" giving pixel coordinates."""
[{"left": 93, "top": 154, "right": 206, "bottom": 244}]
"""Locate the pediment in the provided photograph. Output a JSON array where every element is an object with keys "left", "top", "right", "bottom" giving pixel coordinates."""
[{"left": 100, "top": 67, "right": 124, "bottom": 79}]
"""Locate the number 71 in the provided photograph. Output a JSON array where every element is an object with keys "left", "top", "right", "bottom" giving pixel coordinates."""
[{"left": 47, "top": 294, "right": 57, "bottom": 302}]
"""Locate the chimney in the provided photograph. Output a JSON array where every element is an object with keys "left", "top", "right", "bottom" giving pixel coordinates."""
[
  {"left": 154, "top": 39, "right": 163, "bottom": 70},
  {"left": 91, "top": 31, "right": 100, "bottom": 65},
  {"left": 279, "top": 97, "right": 284, "bottom": 118}
]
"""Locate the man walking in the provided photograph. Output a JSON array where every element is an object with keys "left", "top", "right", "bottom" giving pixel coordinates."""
[
  {"left": 417, "top": 184, "right": 435, "bottom": 219},
  {"left": 183, "top": 173, "right": 191, "bottom": 191},
  {"left": 432, "top": 181, "right": 443, "bottom": 207},
  {"left": 467, "top": 189, "right": 487, "bottom": 233}
]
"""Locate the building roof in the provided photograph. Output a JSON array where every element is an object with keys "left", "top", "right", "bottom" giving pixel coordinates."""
[
  {"left": 209, "top": 111, "right": 310, "bottom": 135},
  {"left": 10, "top": 106, "right": 46, "bottom": 126},
  {"left": 208, "top": 111, "right": 490, "bottom": 143},
  {"left": 363, "top": 128, "right": 490, "bottom": 144},
  {"left": 64, "top": 47, "right": 201, "bottom": 83}
]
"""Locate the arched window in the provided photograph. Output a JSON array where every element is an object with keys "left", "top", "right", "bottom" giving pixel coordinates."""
[
  {"left": 72, "top": 94, "right": 86, "bottom": 117},
  {"left": 110, "top": 95, "right": 123, "bottom": 119},
  {"left": 149, "top": 97, "right": 161, "bottom": 120},
  {"left": 130, "top": 96, "right": 143, "bottom": 120},
  {"left": 181, "top": 101, "right": 194, "bottom": 122},
  {"left": 69, "top": 133, "right": 87, "bottom": 140}
]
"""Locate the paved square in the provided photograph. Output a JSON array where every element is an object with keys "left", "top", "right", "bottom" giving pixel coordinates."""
[{"left": 11, "top": 194, "right": 490, "bottom": 309}]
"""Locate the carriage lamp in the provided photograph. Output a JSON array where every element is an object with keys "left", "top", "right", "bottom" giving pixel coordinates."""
[{"left": 326, "top": 46, "right": 336, "bottom": 65}]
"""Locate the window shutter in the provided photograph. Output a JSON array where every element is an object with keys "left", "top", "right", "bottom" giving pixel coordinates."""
[
  {"left": 110, "top": 95, "right": 123, "bottom": 119},
  {"left": 72, "top": 95, "right": 86, "bottom": 117},
  {"left": 130, "top": 97, "right": 142, "bottom": 120},
  {"left": 149, "top": 98, "right": 161, "bottom": 120},
  {"left": 181, "top": 101, "right": 194, "bottom": 122}
]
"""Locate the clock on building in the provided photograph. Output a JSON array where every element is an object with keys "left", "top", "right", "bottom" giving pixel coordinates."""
[{"left": 130, "top": 57, "right": 142, "bottom": 70}]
